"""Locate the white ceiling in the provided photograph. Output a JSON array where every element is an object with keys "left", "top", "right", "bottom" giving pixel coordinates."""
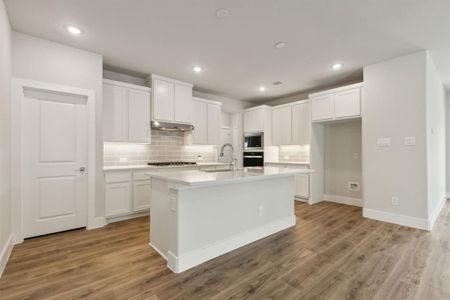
[{"left": 5, "top": 0, "right": 450, "bottom": 101}]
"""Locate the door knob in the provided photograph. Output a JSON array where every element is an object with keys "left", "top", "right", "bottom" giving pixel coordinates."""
[{"left": 79, "top": 167, "right": 86, "bottom": 172}]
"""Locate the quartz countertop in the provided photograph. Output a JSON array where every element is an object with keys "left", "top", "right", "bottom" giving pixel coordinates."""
[
  {"left": 145, "top": 166, "right": 311, "bottom": 187},
  {"left": 265, "top": 161, "right": 310, "bottom": 166},
  {"left": 103, "top": 162, "right": 228, "bottom": 171}
]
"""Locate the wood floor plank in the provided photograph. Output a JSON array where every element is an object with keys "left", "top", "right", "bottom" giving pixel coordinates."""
[{"left": 1, "top": 200, "right": 449, "bottom": 300}]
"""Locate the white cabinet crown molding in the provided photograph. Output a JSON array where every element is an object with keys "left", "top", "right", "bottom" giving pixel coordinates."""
[
  {"left": 308, "top": 82, "right": 364, "bottom": 98},
  {"left": 103, "top": 78, "right": 151, "bottom": 92},
  {"left": 192, "top": 96, "right": 222, "bottom": 106},
  {"left": 149, "top": 74, "right": 193, "bottom": 88}
]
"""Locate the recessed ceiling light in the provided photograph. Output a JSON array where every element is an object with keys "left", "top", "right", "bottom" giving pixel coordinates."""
[
  {"left": 215, "top": 8, "right": 230, "bottom": 19},
  {"left": 274, "top": 42, "right": 286, "bottom": 49},
  {"left": 65, "top": 25, "right": 82, "bottom": 35},
  {"left": 332, "top": 63, "right": 343, "bottom": 70},
  {"left": 193, "top": 66, "right": 202, "bottom": 73},
  {"left": 259, "top": 86, "right": 266, "bottom": 92}
]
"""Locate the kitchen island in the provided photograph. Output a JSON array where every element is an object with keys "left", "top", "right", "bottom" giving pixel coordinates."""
[{"left": 145, "top": 166, "right": 310, "bottom": 273}]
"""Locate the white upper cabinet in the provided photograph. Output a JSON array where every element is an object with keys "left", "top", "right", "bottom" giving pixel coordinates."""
[
  {"left": 192, "top": 99, "right": 207, "bottom": 144},
  {"left": 128, "top": 89, "right": 151, "bottom": 142},
  {"left": 272, "top": 106, "right": 292, "bottom": 146},
  {"left": 150, "top": 74, "right": 193, "bottom": 124},
  {"left": 207, "top": 102, "right": 221, "bottom": 145},
  {"left": 103, "top": 79, "right": 151, "bottom": 143},
  {"left": 152, "top": 78, "right": 174, "bottom": 122},
  {"left": 272, "top": 100, "right": 310, "bottom": 146},
  {"left": 311, "top": 94, "right": 334, "bottom": 121},
  {"left": 174, "top": 83, "right": 193, "bottom": 123},
  {"left": 243, "top": 109, "right": 264, "bottom": 133},
  {"left": 334, "top": 88, "right": 361, "bottom": 119},
  {"left": 309, "top": 83, "right": 363, "bottom": 122},
  {"left": 292, "top": 102, "right": 310, "bottom": 145},
  {"left": 103, "top": 83, "right": 129, "bottom": 141},
  {"left": 191, "top": 97, "right": 221, "bottom": 145}
]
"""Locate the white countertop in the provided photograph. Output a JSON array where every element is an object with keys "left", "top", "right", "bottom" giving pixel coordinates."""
[
  {"left": 145, "top": 166, "right": 311, "bottom": 187},
  {"left": 265, "top": 161, "right": 310, "bottom": 166},
  {"left": 103, "top": 162, "right": 228, "bottom": 171}
]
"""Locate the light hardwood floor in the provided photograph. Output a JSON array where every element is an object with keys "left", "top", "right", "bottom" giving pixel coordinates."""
[{"left": 1, "top": 201, "right": 449, "bottom": 300}]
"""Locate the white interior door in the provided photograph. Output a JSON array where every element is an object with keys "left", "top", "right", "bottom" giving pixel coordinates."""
[{"left": 22, "top": 88, "right": 88, "bottom": 238}]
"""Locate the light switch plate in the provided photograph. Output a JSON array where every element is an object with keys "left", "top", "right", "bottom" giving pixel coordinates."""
[
  {"left": 404, "top": 136, "right": 416, "bottom": 146},
  {"left": 377, "top": 137, "right": 391, "bottom": 147}
]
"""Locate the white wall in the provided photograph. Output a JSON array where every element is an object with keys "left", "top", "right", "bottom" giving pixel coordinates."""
[
  {"left": 447, "top": 91, "right": 450, "bottom": 193},
  {"left": 12, "top": 32, "right": 105, "bottom": 217},
  {"left": 0, "top": 0, "right": 12, "bottom": 273},
  {"left": 363, "top": 51, "right": 444, "bottom": 229},
  {"left": 425, "top": 53, "right": 447, "bottom": 222},
  {"left": 324, "top": 121, "right": 362, "bottom": 199},
  {"left": 193, "top": 90, "right": 252, "bottom": 113}
]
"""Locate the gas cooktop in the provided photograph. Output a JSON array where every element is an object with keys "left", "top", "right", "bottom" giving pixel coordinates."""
[{"left": 147, "top": 162, "right": 197, "bottom": 167}]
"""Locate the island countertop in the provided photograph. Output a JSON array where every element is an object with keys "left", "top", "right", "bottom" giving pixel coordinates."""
[{"left": 145, "top": 166, "right": 310, "bottom": 187}]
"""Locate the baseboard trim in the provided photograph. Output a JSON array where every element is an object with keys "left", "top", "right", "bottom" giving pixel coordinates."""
[
  {"left": 87, "top": 217, "right": 107, "bottom": 230},
  {"left": 363, "top": 208, "right": 429, "bottom": 230},
  {"left": 167, "top": 215, "right": 296, "bottom": 273},
  {"left": 106, "top": 210, "right": 149, "bottom": 224},
  {"left": 0, "top": 235, "right": 14, "bottom": 278},
  {"left": 428, "top": 195, "right": 448, "bottom": 230},
  {"left": 323, "top": 194, "right": 362, "bottom": 207},
  {"left": 149, "top": 242, "right": 167, "bottom": 260}
]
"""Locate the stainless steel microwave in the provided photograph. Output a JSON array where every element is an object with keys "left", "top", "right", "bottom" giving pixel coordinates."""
[{"left": 244, "top": 132, "right": 264, "bottom": 151}]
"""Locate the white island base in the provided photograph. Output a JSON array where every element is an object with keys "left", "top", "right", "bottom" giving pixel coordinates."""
[{"left": 147, "top": 167, "right": 305, "bottom": 273}]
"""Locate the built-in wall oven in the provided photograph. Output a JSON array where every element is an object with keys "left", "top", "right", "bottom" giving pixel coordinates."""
[
  {"left": 244, "top": 132, "right": 264, "bottom": 151},
  {"left": 243, "top": 151, "right": 264, "bottom": 167}
]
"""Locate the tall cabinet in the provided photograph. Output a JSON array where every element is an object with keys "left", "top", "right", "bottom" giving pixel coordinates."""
[{"left": 103, "top": 79, "right": 151, "bottom": 143}]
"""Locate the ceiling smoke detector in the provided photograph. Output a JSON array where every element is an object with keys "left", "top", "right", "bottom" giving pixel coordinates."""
[
  {"left": 272, "top": 81, "right": 283, "bottom": 86},
  {"left": 274, "top": 42, "right": 286, "bottom": 49},
  {"left": 215, "top": 8, "right": 230, "bottom": 19}
]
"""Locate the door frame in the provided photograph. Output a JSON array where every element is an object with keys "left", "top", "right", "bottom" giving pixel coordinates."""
[{"left": 11, "top": 78, "right": 97, "bottom": 244}]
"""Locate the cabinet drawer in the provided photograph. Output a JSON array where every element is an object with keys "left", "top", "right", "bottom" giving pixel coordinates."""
[
  {"left": 105, "top": 171, "right": 131, "bottom": 183},
  {"left": 134, "top": 172, "right": 151, "bottom": 181}
]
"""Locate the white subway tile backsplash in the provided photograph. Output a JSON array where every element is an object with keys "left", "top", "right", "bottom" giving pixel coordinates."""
[
  {"left": 104, "top": 131, "right": 217, "bottom": 166},
  {"left": 278, "top": 145, "right": 310, "bottom": 162}
]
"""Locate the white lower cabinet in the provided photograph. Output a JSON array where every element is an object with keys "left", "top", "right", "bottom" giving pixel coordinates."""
[
  {"left": 133, "top": 172, "right": 151, "bottom": 211},
  {"left": 265, "top": 163, "right": 310, "bottom": 199},
  {"left": 105, "top": 181, "right": 131, "bottom": 217},
  {"left": 105, "top": 171, "right": 151, "bottom": 217}
]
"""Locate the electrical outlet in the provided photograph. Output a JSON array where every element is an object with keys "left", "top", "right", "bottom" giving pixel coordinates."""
[
  {"left": 353, "top": 152, "right": 359, "bottom": 159},
  {"left": 391, "top": 196, "right": 399, "bottom": 206},
  {"left": 257, "top": 206, "right": 264, "bottom": 217},
  {"left": 119, "top": 157, "right": 128, "bottom": 163}
]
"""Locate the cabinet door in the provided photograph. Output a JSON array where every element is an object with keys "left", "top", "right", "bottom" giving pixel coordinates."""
[
  {"left": 128, "top": 89, "right": 151, "bottom": 143},
  {"left": 207, "top": 103, "right": 221, "bottom": 145},
  {"left": 292, "top": 102, "right": 310, "bottom": 145},
  {"left": 133, "top": 180, "right": 151, "bottom": 211},
  {"left": 272, "top": 106, "right": 292, "bottom": 146},
  {"left": 105, "top": 182, "right": 131, "bottom": 217},
  {"left": 243, "top": 109, "right": 263, "bottom": 132},
  {"left": 334, "top": 88, "right": 360, "bottom": 119},
  {"left": 295, "top": 174, "right": 309, "bottom": 198},
  {"left": 174, "top": 83, "right": 192, "bottom": 124},
  {"left": 103, "top": 83, "right": 129, "bottom": 141},
  {"left": 152, "top": 79, "right": 174, "bottom": 122},
  {"left": 192, "top": 100, "right": 207, "bottom": 144},
  {"left": 311, "top": 94, "right": 333, "bottom": 121}
]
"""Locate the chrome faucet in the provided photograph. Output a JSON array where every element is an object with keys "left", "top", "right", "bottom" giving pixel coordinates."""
[{"left": 219, "top": 143, "right": 237, "bottom": 169}]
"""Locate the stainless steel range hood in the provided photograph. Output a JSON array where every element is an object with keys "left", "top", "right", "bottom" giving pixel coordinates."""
[{"left": 151, "top": 121, "right": 194, "bottom": 132}]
